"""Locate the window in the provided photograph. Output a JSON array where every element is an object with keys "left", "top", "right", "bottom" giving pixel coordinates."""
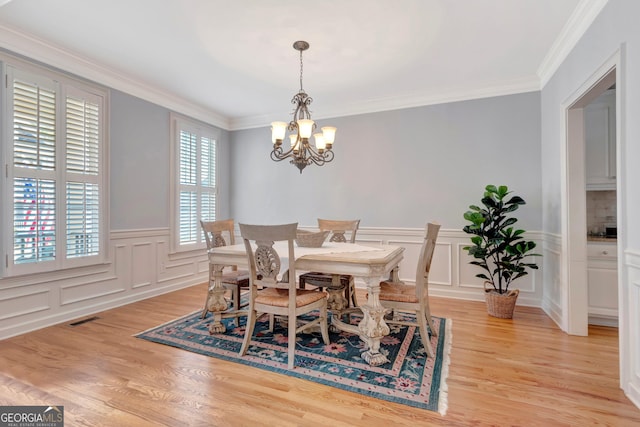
[
  {"left": 171, "top": 114, "right": 218, "bottom": 253},
  {"left": 3, "top": 60, "right": 108, "bottom": 276}
]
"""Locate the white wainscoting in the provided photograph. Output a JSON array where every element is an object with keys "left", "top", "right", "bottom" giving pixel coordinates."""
[
  {"left": 624, "top": 249, "right": 640, "bottom": 408},
  {"left": 0, "top": 226, "right": 546, "bottom": 340},
  {"left": 351, "top": 227, "right": 544, "bottom": 307},
  {"left": 540, "top": 232, "right": 564, "bottom": 328},
  {"left": 0, "top": 228, "right": 207, "bottom": 340}
]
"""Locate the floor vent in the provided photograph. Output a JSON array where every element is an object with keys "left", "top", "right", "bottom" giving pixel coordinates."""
[{"left": 69, "top": 316, "right": 100, "bottom": 326}]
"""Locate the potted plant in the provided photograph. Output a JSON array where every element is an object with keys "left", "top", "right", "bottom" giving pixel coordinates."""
[{"left": 462, "top": 185, "right": 540, "bottom": 318}]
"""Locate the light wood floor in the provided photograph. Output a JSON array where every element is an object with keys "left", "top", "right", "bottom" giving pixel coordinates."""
[{"left": 1, "top": 284, "right": 638, "bottom": 426}]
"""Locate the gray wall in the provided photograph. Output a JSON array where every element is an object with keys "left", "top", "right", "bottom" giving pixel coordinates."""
[
  {"left": 110, "top": 90, "right": 231, "bottom": 231},
  {"left": 230, "top": 92, "right": 542, "bottom": 231},
  {"left": 110, "top": 90, "right": 170, "bottom": 230},
  {"left": 539, "top": 0, "right": 640, "bottom": 404},
  {"left": 541, "top": 0, "right": 640, "bottom": 242}
]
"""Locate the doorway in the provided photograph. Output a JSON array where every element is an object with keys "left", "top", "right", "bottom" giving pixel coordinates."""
[
  {"left": 584, "top": 87, "right": 618, "bottom": 327},
  {"left": 564, "top": 60, "right": 618, "bottom": 336}
]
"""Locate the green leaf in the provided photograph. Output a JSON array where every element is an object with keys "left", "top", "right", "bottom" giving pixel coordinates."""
[
  {"left": 469, "top": 261, "right": 487, "bottom": 268},
  {"left": 502, "top": 218, "right": 517, "bottom": 228},
  {"left": 481, "top": 196, "right": 497, "bottom": 209},
  {"left": 503, "top": 203, "right": 520, "bottom": 213},
  {"left": 506, "top": 195, "right": 526, "bottom": 205},
  {"left": 463, "top": 211, "right": 486, "bottom": 225},
  {"left": 497, "top": 185, "right": 509, "bottom": 198}
]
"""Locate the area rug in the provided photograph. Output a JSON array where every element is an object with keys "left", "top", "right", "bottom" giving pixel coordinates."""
[{"left": 135, "top": 310, "right": 452, "bottom": 415}]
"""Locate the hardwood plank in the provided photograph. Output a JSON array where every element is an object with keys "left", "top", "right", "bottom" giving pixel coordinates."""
[{"left": 0, "top": 284, "right": 638, "bottom": 426}]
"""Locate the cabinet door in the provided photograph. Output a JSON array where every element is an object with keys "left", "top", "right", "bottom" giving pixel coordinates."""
[
  {"left": 587, "top": 266, "right": 618, "bottom": 316},
  {"left": 585, "top": 90, "right": 616, "bottom": 190},
  {"left": 587, "top": 242, "right": 618, "bottom": 320}
]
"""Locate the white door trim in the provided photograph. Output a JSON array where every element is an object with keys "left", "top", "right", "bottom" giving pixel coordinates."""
[{"left": 561, "top": 47, "right": 629, "bottom": 395}]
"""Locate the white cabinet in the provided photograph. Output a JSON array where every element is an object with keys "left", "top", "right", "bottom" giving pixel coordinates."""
[
  {"left": 585, "top": 89, "right": 616, "bottom": 190},
  {"left": 587, "top": 241, "right": 618, "bottom": 326}
]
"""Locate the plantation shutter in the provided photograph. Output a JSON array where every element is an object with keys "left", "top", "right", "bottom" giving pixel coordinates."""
[
  {"left": 65, "top": 93, "right": 101, "bottom": 257},
  {"left": 200, "top": 135, "right": 216, "bottom": 222},
  {"left": 176, "top": 120, "right": 218, "bottom": 248},
  {"left": 179, "top": 129, "right": 198, "bottom": 244},
  {"left": 12, "top": 76, "right": 57, "bottom": 264}
]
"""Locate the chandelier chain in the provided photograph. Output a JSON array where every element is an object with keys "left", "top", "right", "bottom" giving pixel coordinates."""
[{"left": 299, "top": 48, "right": 304, "bottom": 92}]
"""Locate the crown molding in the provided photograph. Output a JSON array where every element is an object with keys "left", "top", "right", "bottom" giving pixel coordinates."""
[
  {"left": 1, "top": 0, "right": 607, "bottom": 133},
  {"left": 537, "top": 0, "right": 609, "bottom": 88},
  {"left": 229, "top": 77, "right": 540, "bottom": 131},
  {"left": 0, "top": 24, "right": 230, "bottom": 130}
]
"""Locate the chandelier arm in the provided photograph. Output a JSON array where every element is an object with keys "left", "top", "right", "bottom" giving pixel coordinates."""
[
  {"left": 271, "top": 145, "right": 298, "bottom": 162},
  {"left": 322, "top": 150, "right": 335, "bottom": 163},
  {"left": 302, "top": 143, "right": 323, "bottom": 158},
  {"left": 304, "top": 143, "right": 334, "bottom": 165},
  {"left": 307, "top": 156, "right": 325, "bottom": 167},
  {"left": 307, "top": 149, "right": 334, "bottom": 166},
  {"left": 271, "top": 151, "right": 290, "bottom": 162}
]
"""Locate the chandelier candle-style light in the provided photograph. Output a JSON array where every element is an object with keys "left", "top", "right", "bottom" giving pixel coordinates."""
[{"left": 270, "top": 41, "right": 336, "bottom": 173}]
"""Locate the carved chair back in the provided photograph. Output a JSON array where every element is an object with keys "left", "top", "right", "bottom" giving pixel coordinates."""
[
  {"left": 239, "top": 223, "right": 297, "bottom": 290},
  {"left": 200, "top": 219, "right": 236, "bottom": 250},
  {"left": 317, "top": 219, "right": 360, "bottom": 243}
]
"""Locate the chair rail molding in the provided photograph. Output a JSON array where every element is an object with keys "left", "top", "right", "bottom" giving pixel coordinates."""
[
  {"left": 0, "top": 228, "right": 208, "bottom": 340},
  {"left": 300, "top": 225, "right": 545, "bottom": 307},
  {"left": 1, "top": 225, "right": 549, "bottom": 341}
]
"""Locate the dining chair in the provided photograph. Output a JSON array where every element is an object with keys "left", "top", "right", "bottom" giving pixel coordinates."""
[
  {"left": 298, "top": 219, "right": 361, "bottom": 309},
  {"left": 200, "top": 219, "right": 250, "bottom": 319},
  {"left": 238, "top": 222, "right": 330, "bottom": 369},
  {"left": 378, "top": 222, "right": 440, "bottom": 358}
]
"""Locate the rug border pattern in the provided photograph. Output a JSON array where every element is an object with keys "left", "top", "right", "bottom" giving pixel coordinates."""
[{"left": 135, "top": 311, "right": 452, "bottom": 414}]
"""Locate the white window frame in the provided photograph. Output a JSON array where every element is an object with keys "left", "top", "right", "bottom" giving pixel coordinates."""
[
  {"left": 169, "top": 113, "right": 219, "bottom": 254},
  {"left": 1, "top": 56, "right": 109, "bottom": 277}
]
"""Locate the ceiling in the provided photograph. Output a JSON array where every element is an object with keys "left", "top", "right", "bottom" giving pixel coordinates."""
[{"left": 0, "top": 0, "right": 606, "bottom": 130}]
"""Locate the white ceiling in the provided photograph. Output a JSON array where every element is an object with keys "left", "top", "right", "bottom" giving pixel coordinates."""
[{"left": 0, "top": 0, "right": 606, "bottom": 130}]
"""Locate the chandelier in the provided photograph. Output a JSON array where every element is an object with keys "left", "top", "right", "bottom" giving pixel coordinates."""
[{"left": 270, "top": 41, "right": 337, "bottom": 173}]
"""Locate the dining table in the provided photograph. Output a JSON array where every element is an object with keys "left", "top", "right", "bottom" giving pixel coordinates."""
[{"left": 207, "top": 241, "right": 405, "bottom": 366}]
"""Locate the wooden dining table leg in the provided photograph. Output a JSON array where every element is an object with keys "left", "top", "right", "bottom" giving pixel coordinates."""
[
  {"left": 358, "top": 275, "right": 391, "bottom": 366},
  {"left": 207, "top": 263, "right": 230, "bottom": 334},
  {"left": 326, "top": 274, "right": 349, "bottom": 311}
]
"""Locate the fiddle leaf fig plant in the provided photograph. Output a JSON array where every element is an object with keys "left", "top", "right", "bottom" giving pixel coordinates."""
[{"left": 463, "top": 185, "right": 540, "bottom": 294}]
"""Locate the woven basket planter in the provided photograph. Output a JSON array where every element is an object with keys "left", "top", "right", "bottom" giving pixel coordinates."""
[{"left": 484, "top": 282, "right": 520, "bottom": 319}]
